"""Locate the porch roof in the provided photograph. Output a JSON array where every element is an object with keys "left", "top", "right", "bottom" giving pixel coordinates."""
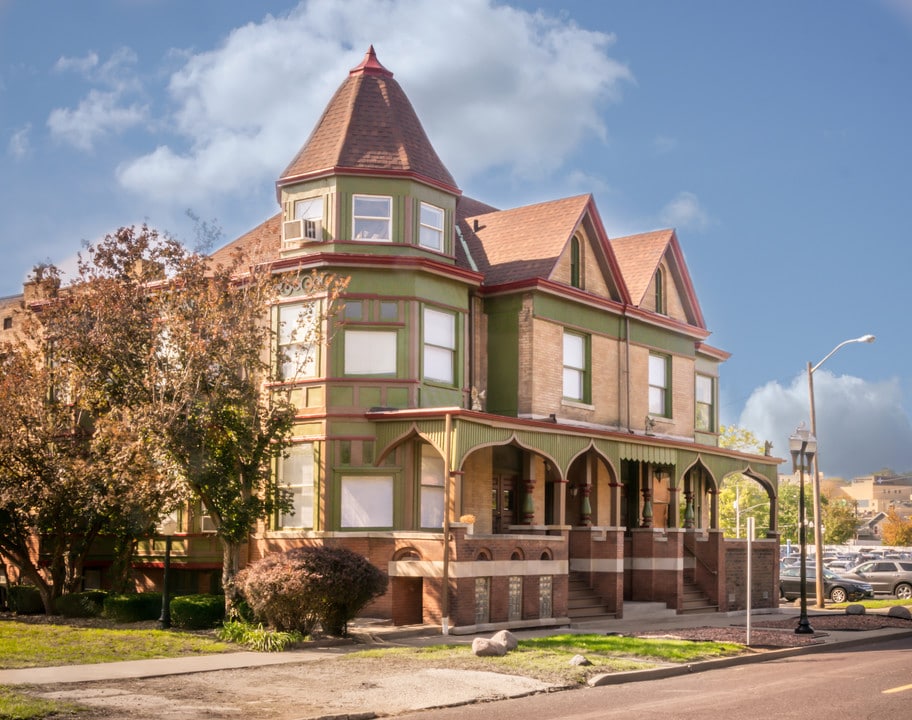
[{"left": 364, "top": 407, "right": 781, "bottom": 489}]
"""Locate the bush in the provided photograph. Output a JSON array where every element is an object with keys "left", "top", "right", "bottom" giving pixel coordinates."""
[
  {"left": 217, "top": 620, "right": 304, "bottom": 652},
  {"left": 170, "top": 594, "right": 225, "bottom": 629},
  {"left": 103, "top": 592, "right": 163, "bottom": 623},
  {"left": 8, "top": 585, "right": 43, "bottom": 615},
  {"left": 55, "top": 590, "right": 107, "bottom": 618},
  {"left": 238, "top": 546, "right": 388, "bottom": 636}
]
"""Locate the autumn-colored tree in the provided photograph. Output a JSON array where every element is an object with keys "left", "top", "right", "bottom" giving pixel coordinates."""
[
  {"left": 880, "top": 508, "right": 912, "bottom": 546},
  {"left": 42, "top": 224, "right": 347, "bottom": 609}
]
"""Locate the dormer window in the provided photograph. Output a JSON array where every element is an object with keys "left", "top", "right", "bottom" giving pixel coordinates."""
[
  {"left": 654, "top": 268, "right": 665, "bottom": 314},
  {"left": 419, "top": 202, "right": 444, "bottom": 251},
  {"left": 570, "top": 236, "right": 581, "bottom": 288},
  {"left": 284, "top": 196, "right": 323, "bottom": 244},
  {"left": 354, "top": 195, "right": 392, "bottom": 241}
]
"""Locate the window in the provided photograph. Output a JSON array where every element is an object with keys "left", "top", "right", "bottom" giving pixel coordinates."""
[
  {"left": 353, "top": 195, "right": 392, "bottom": 241},
  {"left": 423, "top": 307, "right": 456, "bottom": 384},
  {"left": 279, "top": 443, "right": 314, "bottom": 529},
  {"left": 570, "top": 237, "right": 581, "bottom": 288},
  {"left": 654, "top": 269, "right": 665, "bottom": 314},
  {"left": 420, "top": 443, "right": 445, "bottom": 528},
  {"left": 344, "top": 329, "right": 397, "bottom": 375},
  {"left": 562, "top": 331, "right": 587, "bottom": 401},
  {"left": 277, "top": 302, "right": 318, "bottom": 379},
  {"left": 649, "top": 353, "right": 670, "bottom": 416},
  {"left": 341, "top": 475, "right": 393, "bottom": 527},
  {"left": 695, "top": 374, "right": 714, "bottom": 431},
  {"left": 343, "top": 302, "right": 363, "bottom": 321},
  {"left": 293, "top": 196, "right": 323, "bottom": 241},
  {"left": 419, "top": 202, "right": 444, "bottom": 251},
  {"left": 2, "top": 317, "right": 11, "bottom": 330}
]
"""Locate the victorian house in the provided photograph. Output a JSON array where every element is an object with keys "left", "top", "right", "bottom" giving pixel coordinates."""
[{"left": 5, "top": 47, "right": 784, "bottom": 632}]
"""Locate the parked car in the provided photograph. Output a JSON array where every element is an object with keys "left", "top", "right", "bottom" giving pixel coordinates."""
[
  {"left": 841, "top": 560, "right": 912, "bottom": 599},
  {"left": 779, "top": 566, "right": 874, "bottom": 603}
]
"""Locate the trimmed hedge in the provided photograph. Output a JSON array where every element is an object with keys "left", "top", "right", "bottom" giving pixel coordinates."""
[
  {"left": 8, "top": 585, "right": 44, "bottom": 615},
  {"left": 55, "top": 590, "right": 108, "bottom": 618},
  {"left": 103, "top": 592, "right": 163, "bottom": 623},
  {"left": 170, "top": 594, "right": 225, "bottom": 630}
]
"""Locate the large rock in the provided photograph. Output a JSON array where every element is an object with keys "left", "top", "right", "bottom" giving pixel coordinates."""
[
  {"left": 569, "top": 654, "right": 591, "bottom": 666},
  {"left": 491, "top": 630, "right": 518, "bottom": 651},
  {"left": 472, "top": 637, "right": 508, "bottom": 657},
  {"left": 887, "top": 605, "right": 912, "bottom": 620},
  {"left": 845, "top": 604, "right": 866, "bottom": 615}
]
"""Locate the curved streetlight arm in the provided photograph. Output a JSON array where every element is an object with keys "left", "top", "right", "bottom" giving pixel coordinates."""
[{"left": 810, "top": 334, "right": 875, "bottom": 374}]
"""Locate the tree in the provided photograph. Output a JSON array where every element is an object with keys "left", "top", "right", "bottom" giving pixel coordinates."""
[
  {"left": 42, "top": 225, "right": 347, "bottom": 610},
  {"left": 821, "top": 495, "right": 858, "bottom": 545},
  {"left": 718, "top": 425, "right": 766, "bottom": 454},
  {"left": 881, "top": 508, "right": 912, "bottom": 546}
]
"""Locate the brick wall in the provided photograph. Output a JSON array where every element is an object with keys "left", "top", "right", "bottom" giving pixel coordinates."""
[{"left": 724, "top": 540, "right": 779, "bottom": 611}]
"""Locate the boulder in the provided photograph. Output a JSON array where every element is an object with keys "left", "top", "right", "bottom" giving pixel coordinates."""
[
  {"left": 569, "top": 654, "right": 591, "bottom": 666},
  {"left": 491, "top": 630, "right": 518, "bottom": 651},
  {"left": 845, "top": 604, "right": 866, "bottom": 615},
  {"left": 887, "top": 605, "right": 912, "bottom": 620},
  {"left": 472, "top": 637, "right": 507, "bottom": 657}
]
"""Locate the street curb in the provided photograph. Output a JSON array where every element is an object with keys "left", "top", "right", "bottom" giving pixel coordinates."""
[{"left": 588, "top": 628, "right": 912, "bottom": 687}]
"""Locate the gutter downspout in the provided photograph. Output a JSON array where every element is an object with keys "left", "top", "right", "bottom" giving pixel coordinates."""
[{"left": 624, "top": 314, "right": 632, "bottom": 432}]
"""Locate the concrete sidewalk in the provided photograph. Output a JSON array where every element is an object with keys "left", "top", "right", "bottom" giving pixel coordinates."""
[{"left": 2, "top": 605, "right": 910, "bottom": 688}]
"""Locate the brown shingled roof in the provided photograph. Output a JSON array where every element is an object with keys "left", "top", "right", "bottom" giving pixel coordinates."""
[
  {"left": 209, "top": 212, "right": 282, "bottom": 269},
  {"left": 610, "top": 229, "right": 705, "bottom": 328},
  {"left": 278, "top": 46, "right": 458, "bottom": 193},
  {"left": 459, "top": 195, "right": 593, "bottom": 286}
]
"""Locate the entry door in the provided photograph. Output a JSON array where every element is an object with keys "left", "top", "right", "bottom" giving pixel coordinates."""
[{"left": 492, "top": 475, "right": 518, "bottom": 533}]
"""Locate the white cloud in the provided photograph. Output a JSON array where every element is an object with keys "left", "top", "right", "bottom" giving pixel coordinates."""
[
  {"left": 48, "top": 47, "right": 147, "bottom": 151},
  {"left": 738, "top": 372, "right": 912, "bottom": 479},
  {"left": 659, "top": 191, "right": 711, "bottom": 232},
  {"left": 47, "top": 89, "right": 147, "bottom": 151},
  {"left": 117, "top": 0, "right": 633, "bottom": 204},
  {"left": 7, "top": 124, "right": 31, "bottom": 159}
]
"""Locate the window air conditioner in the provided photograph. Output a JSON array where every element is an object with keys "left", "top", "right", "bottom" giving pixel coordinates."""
[{"left": 283, "top": 219, "right": 304, "bottom": 243}]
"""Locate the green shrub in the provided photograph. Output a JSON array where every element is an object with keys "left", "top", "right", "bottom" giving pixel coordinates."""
[
  {"left": 55, "top": 590, "right": 107, "bottom": 618},
  {"left": 216, "top": 620, "right": 304, "bottom": 652},
  {"left": 8, "top": 585, "right": 43, "bottom": 614},
  {"left": 103, "top": 592, "right": 163, "bottom": 623},
  {"left": 237, "top": 545, "right": 388, "bottom": 636},
  {"left": 170, "top": 594, "right": 225, "bottom": 629}
]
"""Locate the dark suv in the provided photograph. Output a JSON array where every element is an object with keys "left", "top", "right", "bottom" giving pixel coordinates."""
[
  {"left": 779, "top": 565, "right": 874, "bottom": 603},
  {"left": 842, "top": 560, "right": 912, "bottom": 599}
]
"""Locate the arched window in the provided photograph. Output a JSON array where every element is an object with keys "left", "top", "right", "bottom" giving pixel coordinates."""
[
  {"left": 654, "top": 268, "right": 665, "bottom": 314},
  {"left": 570, "top": 237, "right": 581, "bottom": 288}
]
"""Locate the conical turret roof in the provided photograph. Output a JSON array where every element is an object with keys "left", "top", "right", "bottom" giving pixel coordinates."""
[{"left": 278, "top": 46, "right": 458, "bottom": 193}]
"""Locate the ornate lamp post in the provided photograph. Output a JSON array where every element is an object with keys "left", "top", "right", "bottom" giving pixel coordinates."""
[
  {"left": 789, "top": 425, "right": 817, "bottom": 634},
  {"left": 807, "top": 334, "right": 874, "bottom": 607},
  {"left": 158, "top": 516, "right": 179, "bottom": 629}
]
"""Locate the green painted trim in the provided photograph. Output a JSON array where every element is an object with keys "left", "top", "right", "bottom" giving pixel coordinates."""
[{"left": 533, "top": 294, "right": 623, "bottom": 337}]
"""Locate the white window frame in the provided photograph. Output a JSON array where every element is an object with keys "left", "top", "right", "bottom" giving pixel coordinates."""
[
  {"left": 423, "top": 307, "right": 456, "bottom": 384},
  {"left": 277, "top": 301, "right": 319, "bottom": 380},
  {"left": 562, "top": 331, "right": 587, "bottom": 401},
  {"left": 695, "top": 374, "right": 714, "bottom": 432},
  {"left": 341, "top": 475, "right": 394, "bottom": 528},
  {"left": 279, "top": 443, "right": 315, "bottom": 529},
  {"left": 649, "top": 353, "right": 670, "bottom": 417},
  {"left": 344, "top": 329, "right": 397, "bottom": 375},
  {"left": 293, "top": 196, "right": 324, "bottom": 241},
  {"left": 418, "top": 202, "right": 444, "bottom": 251},
  {"left": 353, "top": 194, "right": 392, "bottom": 242},
  {"left": 420, "top": 444, "right": 445, "bottom": 528}
]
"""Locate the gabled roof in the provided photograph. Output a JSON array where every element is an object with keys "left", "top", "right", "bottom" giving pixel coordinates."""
[
  {"left": 209, "top": 212, "right": 281, "bottom": 270},
  {"left": 610, "top": 229, "right": 706, "bottom": 329},
  {"left": 277, "top": 46, "right": 458, "bottom": 194},
  {"left": 458, "top": 194, "right": 626, "bottom": 299}
]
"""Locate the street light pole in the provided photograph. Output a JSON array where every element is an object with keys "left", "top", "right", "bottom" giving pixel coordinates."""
[
  {"left": 790, "top": 425, "right": 817, "bottom": 634},
  {"left": 807, "top": 334, "right": 874, "bottom": 608}
]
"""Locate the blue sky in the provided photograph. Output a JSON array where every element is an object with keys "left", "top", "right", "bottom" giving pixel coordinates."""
[{"left": 2, "top": 0, "right": 911, "bottom": 479}]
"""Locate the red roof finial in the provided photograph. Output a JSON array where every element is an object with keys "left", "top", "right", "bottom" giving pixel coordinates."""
[{"left": 350, "top": 45, "right": 393, "bottom": 78}]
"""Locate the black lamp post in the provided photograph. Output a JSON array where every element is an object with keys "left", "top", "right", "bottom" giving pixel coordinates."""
[
  {"left": 789, "top": 425, "right": 817, "bottom": 635},
  {"left": 158, "top": 517, "right": 178, "bottom": 629}
]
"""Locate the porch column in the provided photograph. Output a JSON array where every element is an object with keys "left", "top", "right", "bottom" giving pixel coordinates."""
[
  {"left": 522, "top": 479, "right": 535, "bottom": 524},
  {"left": 683, "top": 488, "right": 695, "bottom": 529}
]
